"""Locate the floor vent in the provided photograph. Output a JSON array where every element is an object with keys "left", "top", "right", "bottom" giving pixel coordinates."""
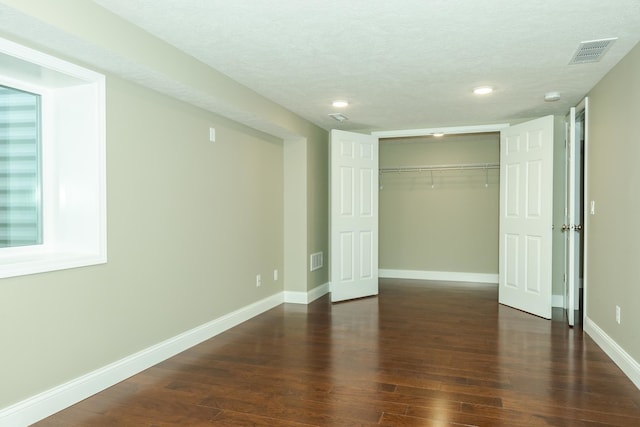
[
  {"left": 310, "top": 252, "right": 324, "bottom": 271},
  {"left": 569, "top": 38, "right": 617, "bottom": 64}
]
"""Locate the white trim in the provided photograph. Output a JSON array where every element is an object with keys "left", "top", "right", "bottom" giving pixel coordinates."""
[
  {"left": 0, "top": 293, "right": 284, "bottom": 427},
  {"left": 379, "top": 269, "right": 498, "bottom": 284},
  {"left": 584, "top": 316, "right": 640, "bottom": 391},
  {"left": 581, "top": 96, "right": 590, "bottom": 331},
  {"left": 552, "top": 294, "right": 565, "bottom": 308},
  {"left": 372, "top": 123, "right": 509, "bottom": 139},
  {"left": 0, "top": 36, "right": 107, "bottom": 279},
  {"left": 284, "top": 282, "right": 330, "bottom": 304}
]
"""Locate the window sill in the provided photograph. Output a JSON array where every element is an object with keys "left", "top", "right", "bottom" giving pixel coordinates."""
[{"left": 0, "top": 251, "right": 106, "bottom": 279}]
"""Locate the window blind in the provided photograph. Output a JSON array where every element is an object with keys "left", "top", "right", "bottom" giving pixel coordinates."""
[{"left": 0, "top": 85, "right": 42, "bottom": 248}]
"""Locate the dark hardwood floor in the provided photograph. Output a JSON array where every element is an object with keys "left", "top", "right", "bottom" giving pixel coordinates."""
[{"left": 35, "top": 279, "right": 640, "bottom": 426}]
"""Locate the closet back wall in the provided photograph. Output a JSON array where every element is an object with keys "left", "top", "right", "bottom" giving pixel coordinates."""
[{"left": 379, "top": 133, "right": 499, "bottom": 280}]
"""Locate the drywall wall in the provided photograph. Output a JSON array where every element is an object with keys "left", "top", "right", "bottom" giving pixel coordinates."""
[
  {"left": 0, "top": 0, "right": 330, "bottom": 411},
  {"left": 0, "top": 75, "right": 284, "bottom": 407},
  {"left": 379, "top": 133, "right": 499, "bottom": 276},
  {"left": 586, "top": 42, "right": 640, "bottom": 361},
  {"left": 0, "top": 0, "right": 331, "bottom": 298},
  {"left": 307, "top": 133, "right": 330, "bottom": 289}
]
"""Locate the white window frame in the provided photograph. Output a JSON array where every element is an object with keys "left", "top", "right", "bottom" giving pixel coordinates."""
[{"left": 0, "top": 37, "right": 107, "bottom": 279}]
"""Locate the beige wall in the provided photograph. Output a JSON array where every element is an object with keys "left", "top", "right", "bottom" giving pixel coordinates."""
[
  {"left": 307, "top": 133, "right": 330, "bottom": 288},
  {"left": 0, "top": 1, "right": 329, "bottom": 409},
  {"left": 284, "top": 139, "right": 308, "bottom": 293},
  {"left": 0, "top": 76, "right": 284, "bottom": 406},
  {"left": 0, "top": 0, "right": 331, "bottom": 293},
  {"left": 586, "top": 42, "right": 640, "bottom": 361},
  {"left": 379, "top": 133, "right": 499, "bottom": 274},
  {"left": 283, "top": 127, "right": 329, "bottom": 293}
]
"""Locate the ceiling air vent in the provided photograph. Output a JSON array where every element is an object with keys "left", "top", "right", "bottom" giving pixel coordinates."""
[
  {"left": 329, "top": 113, "right": 349, "bottom": 122},
  {"left": 569, "top": 38, "right": 617, "bottom": 64}
]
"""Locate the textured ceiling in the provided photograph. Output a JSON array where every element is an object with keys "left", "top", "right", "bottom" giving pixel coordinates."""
[
  {"left": 91, "top": 0, "right": 640, "bottom": 132},
  {"left": 41, "top": 1, "right": 640, "bottom": 132}
]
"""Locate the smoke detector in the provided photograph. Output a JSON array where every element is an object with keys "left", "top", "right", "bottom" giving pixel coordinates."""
[{"left": 544, "top": 92, "right": 561, "bottom": 102}]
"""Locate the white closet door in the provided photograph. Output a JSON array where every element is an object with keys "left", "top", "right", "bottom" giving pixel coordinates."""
[
  {"left": 330, "top": 130, "right": 379, "bottom": 303},
  {"left": 499, "top": 116, "right": 554, "bottom": 319}
]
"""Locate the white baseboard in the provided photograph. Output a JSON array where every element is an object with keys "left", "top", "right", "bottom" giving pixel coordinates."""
[
  {"left": 584, "top": 316, "right": 640, "bottom": 391},
  {"left": 379, "top": 269, "right": 498, "bottom": 284},
  {"left": 0, "top": 293, "right": 285, "bottom": 427},
  {"left": 284, "top": 282, "right": 330, "bottom": 304}
]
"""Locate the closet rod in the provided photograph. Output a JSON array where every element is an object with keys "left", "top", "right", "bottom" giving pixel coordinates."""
[{"left": 379, "top": 162, "right": 499, "bottom": 174}]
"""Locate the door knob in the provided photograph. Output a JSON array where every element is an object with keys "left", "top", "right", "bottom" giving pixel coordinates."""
[
  {"left": 574, "top": 224, "right": 583, "bottom": 231},
  {"left": 561, "top": 224, "right": 569, "bottom": 232}
]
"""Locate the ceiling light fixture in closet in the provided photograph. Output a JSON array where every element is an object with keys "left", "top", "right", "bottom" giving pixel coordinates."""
[
  {"left": 473, "top": 86, "right": 493, "bottom": 95},
  {"left": 332, "top": 100, "right": 349, "bottom": 108}
]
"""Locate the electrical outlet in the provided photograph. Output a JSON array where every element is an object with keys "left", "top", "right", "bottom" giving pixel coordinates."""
[
  {"left": 273, "top": 269, "right": 278, "bottom": 281},
  {"left": 616, "top": 305, "right": 621, "bottom": 324},
  {"left": 256, "top": 274, "right": 261, "bottom": 287}
]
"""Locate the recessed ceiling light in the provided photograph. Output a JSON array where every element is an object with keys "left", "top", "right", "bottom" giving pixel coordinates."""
[
  {"left": 473, "top": 86, "right": 493, "bottom": 95},
  {"left": 432, "top": 133, "right": 445, "bottom": 137},
  {"left": 332, "top": 100, "right": 349, "bottom": 108}
]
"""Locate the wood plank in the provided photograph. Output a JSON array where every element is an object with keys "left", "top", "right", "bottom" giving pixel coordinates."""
[{"left": 34, "top": 280, "right": 640, "bottom": 426}]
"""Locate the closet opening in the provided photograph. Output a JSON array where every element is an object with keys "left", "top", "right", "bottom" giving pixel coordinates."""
[{"left": 378, "top": 132, "right": 500, "bottom": 284}]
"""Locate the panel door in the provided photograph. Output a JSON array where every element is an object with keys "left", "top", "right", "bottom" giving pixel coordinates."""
[
  {"left": 565, "top": 107, "right": 578, "bottom": 325},
  {"left": 330, "top": 130, "right": 379, "bottom": 302},
  {"left": 564, "top": 99, "right": 587, "bottom": 326},
  {"left": 499, "top": 116, "right": 554, "bottom": 319}
]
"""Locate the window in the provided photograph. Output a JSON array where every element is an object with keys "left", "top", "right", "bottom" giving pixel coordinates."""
[
  {"left": 0, "top": 37, "right": 106, "bottom": 279},
  {"left": 1, "top": 85, "right": 43, "bottom": 248}
]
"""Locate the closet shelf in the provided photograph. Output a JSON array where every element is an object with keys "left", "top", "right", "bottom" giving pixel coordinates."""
[{"left": 379, "top": 162, "right": 499, "bottom": 173}]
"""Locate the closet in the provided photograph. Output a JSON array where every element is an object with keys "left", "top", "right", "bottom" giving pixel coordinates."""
[{"left": 378, "top": 132, "right": 500, "bottom": 282}]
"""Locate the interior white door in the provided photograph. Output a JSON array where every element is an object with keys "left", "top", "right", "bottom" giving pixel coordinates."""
[
  {"left": 565, "top": 107, "right": 577, "bottom": 326},
  {"left": 564, "top": 100, "right": 586, "bottom": 326},
  {"left": 330, "top": 129, "right": 379, "bottom": 302},
  {"left": 499, "top": 115, "right": 554, "bottom": 319}
]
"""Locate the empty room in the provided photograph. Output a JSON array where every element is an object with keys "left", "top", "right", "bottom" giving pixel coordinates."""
[{"left": 1, "top": 1, "right": 640, "bottom": 426}]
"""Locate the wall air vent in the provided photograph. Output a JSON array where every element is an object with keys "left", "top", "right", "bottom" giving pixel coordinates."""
[
  {"left": 310, "top": 252, "right": 324, "bottom": 271},
  {"left": 569, "top": 38, "right": 617, "bottom": 64}
]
